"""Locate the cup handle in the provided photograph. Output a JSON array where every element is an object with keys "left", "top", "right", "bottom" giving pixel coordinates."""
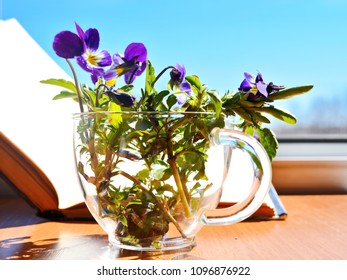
[{"left": 201, "top": 127, "right": 272, "bottom": 225}]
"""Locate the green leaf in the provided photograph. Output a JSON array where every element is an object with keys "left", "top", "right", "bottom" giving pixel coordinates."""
[
  {"left": 267, "top": 85, "right": 313, "bottom": 101},
  {"left": 249, "top": 111, "right": 271, "bottom": 124},
  {"left": 207, "top": 90, "right": 222, "bottom": 116},
  {"left": 243, "top": 125, "right": 255, "bottom": 136},
  {"left": 233, "top": 107, "right": 253, "bottom": 123},
  {"left": 167, "top": 94, "right": 177, "bottom": 109},
  {"left": 145, "top": 60, "right": 156, "bottom": 95},
  {"left": 135, "top": 119, "right": 152, "bottom": 130},
  {"left": 259, "top": 106, "right": 297, "bottom": 124},
  {"left": 193, "top": 170, "right": 207, "bottom": 181},
  {"left": 155, "top": 183, "right": 175, "bottom": 195},
  {"left": 52, "top": 90, "right": 77, "bottom": 100},
  {"left": 40, "top": 79, "right": 77, "bottom": 93},
  {"left": 239, "top": 99, "right": 266, "bottom": 108},
  {"left": 137, "top": 169, "right": 150, "bottom": 181},
  {"left": 222, "top": 91, "right": 242, "bottom": 108},
  {"left": 154, "top": 90, "right": 170, "bottom": 106},
  {"left": 185, "top": 75, "right": 202, "bottom": 91},
  {"left": 192, "top": 118, "right": 210, "bottom": 140},
  {"left": 256, "top": 127, "right": 278, "bottom": 161},
  {"left": 119, "top": 84, "right": 134, "bottom": 92},
  {"left": 108, "top": 102, "right": 122, "bottom": 128},
  {"left": 150, "top": 161, "right": 170, "bottom": 180}
]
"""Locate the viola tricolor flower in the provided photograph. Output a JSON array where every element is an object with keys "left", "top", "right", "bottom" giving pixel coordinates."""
[
  {"left": 239, "top": 72, "right": 284, "bottom": 100},
  {"left": 52, "top": 23, "right": 112, "bottom": 76},
  {"left": 169, "top": 64, "right": 192, "bottom": 105},
  {"left": 105, "top": 90, "right": 135, "bottom": 107},
  {"left": 91, "top": 68, "right": 116, "bottom": 86},
  {"left": 53, "top": 31, "right": 84, "bottom": 59},
  {"left": 74, "top": 23, "right": 112, "bottom": 73},
  {"left": 108, "top": 43, "right": 148, "bottom": 84}
]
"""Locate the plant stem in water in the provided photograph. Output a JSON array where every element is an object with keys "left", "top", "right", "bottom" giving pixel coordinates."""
[
  {"left": 166, "top": 117, "right": 193, "bottom": 218},
  {"left": 111, "top": 170, "right": 188, "bottom": 238}
]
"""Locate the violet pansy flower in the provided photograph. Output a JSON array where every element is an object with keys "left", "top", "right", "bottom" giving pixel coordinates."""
[
  {"left": 52, "top": 23, "right": 112, "bottom": 76},
  {"left": 91, "top": 68, "right": 116, "bottom": 86},
  {"left": 169, "top": 64, "right": 192, "bottom": 105},
  {"left": 108, "top": 43, "right": 147, "bottom": 84},
  {"left": 105, "top": 89, "right": 136, "bottom": 107},
  {"left": 239, "top": 72, "right": 284, "bottom": 100},
  {"left": 74, "top": 23, "right": 112, "bottom": 73},
  {"left": 53, "top": 31, "right": 84, "bottom": 59}
]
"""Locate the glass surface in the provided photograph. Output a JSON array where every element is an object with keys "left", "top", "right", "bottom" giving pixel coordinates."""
[{"left": 73, "top": 112, "right": 271, "bottom": 250}]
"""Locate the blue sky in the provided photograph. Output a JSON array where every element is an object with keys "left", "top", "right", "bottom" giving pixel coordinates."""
[{"left": 2, "top": 0, "right": 347, "bottom": 131}]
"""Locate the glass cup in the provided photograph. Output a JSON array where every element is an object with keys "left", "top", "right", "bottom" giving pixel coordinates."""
[{"left": 73, "top": 111, "right": 271, "bottom": 251}]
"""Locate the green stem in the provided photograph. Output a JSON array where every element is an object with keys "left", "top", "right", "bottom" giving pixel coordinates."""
[
  {"left": 95, "top": 83, "right": 110, "bottom": 108},
  {"left": 166, "top": 117, "right": 192, "bottom": 218},
  {"left": 67, "top": 59, "right": 97, "bottom": 174},
  {"left": 66, "top": 58, "right": 84, "bottom": 113},
  {"left": 102, "top": 147, "right": 114, "bottom": 188},
  {"left": 151, "top": 66, "right": 175, "bottom": 88},
  {"left": 167, "top": 158, "right": 191, "bottom": 218},
  {"left": 84, "top": 121, "right": 100, "bottom": 190}
]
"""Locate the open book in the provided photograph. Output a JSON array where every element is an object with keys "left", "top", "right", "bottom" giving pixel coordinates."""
[
  {"left": 0, "top": 18, "right": 86, "bottom": 214},
  {"left": 0, "top": 132, "right": 90, "bottom": 220},
  {"left": 0, "top": 18, "right": 286, "bottom": 221}
]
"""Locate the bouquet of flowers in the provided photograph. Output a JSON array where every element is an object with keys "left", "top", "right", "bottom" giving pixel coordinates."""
[{"left": 41, "top": 22, "right": 312, "bottom": 249}]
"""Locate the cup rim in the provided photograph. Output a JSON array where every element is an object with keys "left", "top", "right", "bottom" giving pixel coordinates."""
[{"left": 72, "top": 111, "right": 217, "bottom": 118}]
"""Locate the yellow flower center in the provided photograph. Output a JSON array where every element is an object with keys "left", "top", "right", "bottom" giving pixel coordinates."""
[{"left": 86, "top": 50, "right": 99, "bottom": 66}]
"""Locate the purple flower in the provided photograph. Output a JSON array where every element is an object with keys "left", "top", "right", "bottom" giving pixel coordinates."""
[
  {"left": 52, "top": 23, "right": 112, "bottom": 75},
  {"left": 74, "top": 23, "right": 112, "bottom": 73},
  {"left": 105, "top": 90, "right": 135, "bottom": 107},
  {"left": 53, "top": 31, "right": 84, "bottom": 59},
  {"left": 108, "top": 43, "right": 147, "bottom": 84},
  {"left": 169, "top": 64, "right": 192, "bottom": 105},
  {"left": 239, "top": 72, "right": 284, "bottom": 100},
  {"left": 91, "top": 68, "right": 116, "bottom": 86}
]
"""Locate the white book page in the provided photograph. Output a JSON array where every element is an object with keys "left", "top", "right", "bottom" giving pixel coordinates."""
[{"left": 0, "top": 19, "right": 83, "bottom": 209}]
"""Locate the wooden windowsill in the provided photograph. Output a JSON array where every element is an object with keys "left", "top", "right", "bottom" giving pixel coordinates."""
[{"left": 1, "top": 195, "right": 347, "bottom": 260}]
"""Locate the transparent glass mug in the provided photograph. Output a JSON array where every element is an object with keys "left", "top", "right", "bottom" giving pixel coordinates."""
[{"left": 73, "top": 111, "right": 271, "bottom": 251}]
